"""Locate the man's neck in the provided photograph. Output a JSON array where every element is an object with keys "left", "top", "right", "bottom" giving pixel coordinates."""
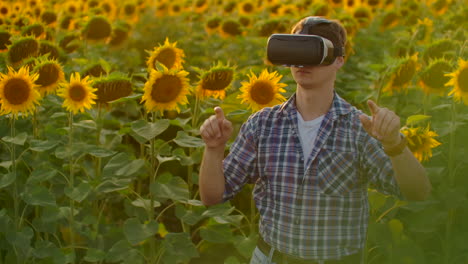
[{"left": 295, "top": 85, "right": 334, "bottom": 121}]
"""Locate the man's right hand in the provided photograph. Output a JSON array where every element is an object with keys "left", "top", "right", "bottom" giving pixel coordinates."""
[{"left": 200, "top": 107, "right": 233, "bottom": 149}]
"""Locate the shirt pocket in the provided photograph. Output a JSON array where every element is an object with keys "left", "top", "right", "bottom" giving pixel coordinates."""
[{"left": 316, "top": 149, "right": 359, "bottom": 196}]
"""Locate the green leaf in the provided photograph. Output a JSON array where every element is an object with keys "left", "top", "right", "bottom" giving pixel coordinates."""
[
  {"left": 161, "top": 233, "right": 199, "bottom": 263},
  {"left": 2, "top": 132, "right": 28, "bottom": 145},
  {"left": 86, "top": 146, "right": 116, "bottom": 158},
  {"left": 225, "top": 256, "right": 241, "bottom": 264},
  {"left": 131, "top": 119, "right": 170, "bottom": 141},
  {"left": 233, "top": 234, "right": 258, "bottom": 259},
  {"left": 84, "top": 248, "right": 106, "bottom": 262},
  {"left": 29, "top": 139, "right": 59, "bottom": 152},
  {"left": 109, "top": 93, "right": 142, "bottom": 104},
  {"left": 74, "top": 120, "right": 96, "bottom": 130},
  {"left": 102, "top": 153, "right": 131, "bottom": 178},
  {"left": 123, "top": 218, "right": 158, "bottom": 245},
  {"left": 6, "top": 226, "right": 34, "bottom": 255},
  {"left": 115, "top": 159, "right": 146, "bottom": 176},
  {"left": 27, "top": 169, "right": 58, "bottom": 185},
  {"left": 0, "top": 161, "right": 12, "bottom": 170},
  {"left": 213, "top": 215, "right": 244, "bottom": 227},
  {"left": 96, "top": 178, "right": 132, "bottom": 193},
  {"left": 21, "top": 185, "right": 56, "bottom": 207},
  {"left": 131, "top": 198, "right": 161, "bottom": 210},
  {"left": 406, "top": 115, "right": 431, "bottom": 126},
  {"left": 64, "top": 182, "right": 92, "bottom": 202},
  {"left": 201, "top": 203, "right": 235, "bottom": 218},
  {"left": 33, "top": 240, "right": 56, "bottom": 258},
  {"left": 106, "top": 240, "right": 132, "bottom": 262},
  {"left": 173, "top": 148, "right": 196, "bottom": 166},
  {"left": 200, "top": 224, "right": 233, "bottom": 243},
  {"left": 151, "top": 175, "right": 189, "bottom": 202},
  {"left": 388, "top": 219, "right": 404, "bottom": 243},
  {"left": 0, "top": 172, "right": 15, "bottom": 189},
  {"left": 174, "top": 131, "right": 204, "bottom": 148}
]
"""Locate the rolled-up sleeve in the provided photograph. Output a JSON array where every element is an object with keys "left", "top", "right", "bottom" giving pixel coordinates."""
[
  {"left": 360, "top": 133, "right": 405, "bottom": 200},
  {"left": 222, "top": 115, "right": 259, "bottom": 202}
]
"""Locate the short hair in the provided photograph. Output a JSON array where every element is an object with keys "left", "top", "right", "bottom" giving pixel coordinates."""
[{"left": 290, "top": 16, "right": 347, "bottom": 54}]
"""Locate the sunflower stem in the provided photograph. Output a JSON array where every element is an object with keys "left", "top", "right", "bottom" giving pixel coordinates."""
[
  {"left": 444, "top": 99, "right": 457, "bottom": 264},
  {"left": 10, "top": 117, "right": 19, "bottom": 230},
  {"left": 68, "top": 112, "right": 76, "bottom": 255},
  {"left": 95, "top": 104, "right": 103, "bottom": 182},
  {"left": 149, "top": 112, "right": 157, "bottom": 264}
]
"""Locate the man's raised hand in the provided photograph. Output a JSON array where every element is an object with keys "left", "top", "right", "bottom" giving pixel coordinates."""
[
  {"left": 359, "top": 100, "right": 401, "bottom": 148},
  {"left": 200, "top": 107, "right": 233, "bottom": 149}
]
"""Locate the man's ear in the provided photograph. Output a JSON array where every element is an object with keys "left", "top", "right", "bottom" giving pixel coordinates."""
[{"left": 333, "top": 56, "right": 345, "bottom": 69}]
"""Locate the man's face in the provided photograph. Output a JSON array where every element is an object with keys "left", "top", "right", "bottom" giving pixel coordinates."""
[{"left": 290, "top": 58, "right": 341, "bottom": 89}]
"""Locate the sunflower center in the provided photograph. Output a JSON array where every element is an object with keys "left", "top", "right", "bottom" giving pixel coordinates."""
[
  {"left": 242, "top": 3, "right": 253, "bottom": 13},
  {"left": 250, "top": 81, "right": 274, "bottom": 105},
  {"left": 4, "top": 78, "right": 30, "bottom": 105},
  {"left": 85, "top": 17, "right": 112, "bottom": 40},
  {"left": 458, "top": 67, "right": 468, "bottom": 93},
  {"left": 124, "top": 4, "right": 136, "bottom": 15},
  {"left": 0, "top": 7, "right": 8, "bottom": 15},
  {"left": 69, "top": 84, "right": 86, "bottom": 101},
  {"left": 155, "top": 48, "right": 176, "bottom": 69},
  {"left": 41, "top": 11, "right": 57, "bottom": 25},
  {"left": 151, "top": 75, "right": 182, "bottom": 103},
  {"left": 222, "top": 20, "right": 242, "bottom": 36},
  {"left": 421, "top": 61, "right": 452, "bottom": 90},
  {"left": 202, "top": 70, "right": 233, "bottom": 91},
  {"left": 36, "top": 64, "right": 60, "bottom": 87},
  {"left": 393, "top": 59, "right": 416, "bottom": 86},
  {"left": 0, "top": 31, "right": 11, "bottom": 50}
]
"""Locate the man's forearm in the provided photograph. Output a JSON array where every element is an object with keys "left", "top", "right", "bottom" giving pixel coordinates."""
[
  {"left": 390, "top": 147, "right": 432, "bottom": 201},
  {"left": 199, "top": 147, "right": 226, "bottom": 206}
]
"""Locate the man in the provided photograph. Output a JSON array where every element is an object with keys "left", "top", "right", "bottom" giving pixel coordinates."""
[{"left": 199, "top": 16, "right": 431, "bottom": 264}]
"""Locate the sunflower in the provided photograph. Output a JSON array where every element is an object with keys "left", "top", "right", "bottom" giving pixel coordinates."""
[
  {"left": 59, "top": 33, "right": 81, "bottom": 53},
  {"left": 32, "top": 57, "right": 65, "bottom": 96},
  {"left": 238, "top": 69, "right": 287, "bottom": 111},
  {"left": 40, "top": 10, "right": 57, "bottom": 26},
  {"left": 146, "top": 38, "right": 185, "bottom": 71},
  {"left": 205, "top": 16, "right": 221, "bottom": 35},
  {"left": 379, "top": 10, "right": 399, "bottom": 32},
  {"left": 382, "top": 53, "right": 419, "bottom": 95},
  {"left": 93, "top": 74, "right": 133, "bottom": 104},
  {"left": 223, "top": 1, "right": 237, "bottom": 14},
  {"left": 422, "top": 39, "right": 458, "bottom": 63},
  {"left": 238, "top": 1, "right": 256, "bottom": 15},
  {"left": 141, "top": 67, "right": 190, "bottom": 113},
  {"left": 194, "top": 0, "right": 209, "bottom": 14},
  {"left": 415, "top": 18, "right": 433, "bottom": 44},
  {"left": 168, "top": 3, "right": 183, "bottom": 16},
  {"left": 39, "top": 40, "right": 61, "bottom": 60},
  {"left": 0, "top": 30, "right": 12, "bottom": 52},
  {"left": 57, "top": 72, "right": 97, "bottom": 114},
  {"left": 352, "top": 4, "right": 373, "bottom": 27},
  {"left": 401, "top": 125, "right": 441, "bottom": 162},
  {"left": 220, "top": 19, "right": 243, "bottom": 38},
  {"left": 446, "top": 58, "right": 468, "bottom": 105},
  {"left": 329, "top": 0, "right": 345, "bottom": 8},
  {"left": 7, "top": 36, "right": 39, "bottom": 67},
  {"left": 430, "top": 0, "right": 451, "bottom": 16},
  {"left": 21, "top": 22, "right": 46, "bottom": 38},
  {"left": 196, "top": 62, "right": 235, "bottom": 100},
  {"left": 108, "top": 21, "right": 131, "bottom": 47},
  {"left": 82, "top": 15, "right": 112, "bottom": 42},
  {"left": 419, "top": 58, "right": 452, "bottom": 95},
  {"left": 0, "top": 66, "right": 41, "bottom": 117}
]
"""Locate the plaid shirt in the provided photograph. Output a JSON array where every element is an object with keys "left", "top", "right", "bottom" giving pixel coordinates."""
[{"left": 222, "top": 93, "right": 403, "bottom": 260}]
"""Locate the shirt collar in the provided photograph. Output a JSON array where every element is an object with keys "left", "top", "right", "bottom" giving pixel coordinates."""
[{"left": 279, "top": 91, "right": 353, "bottom": 120}]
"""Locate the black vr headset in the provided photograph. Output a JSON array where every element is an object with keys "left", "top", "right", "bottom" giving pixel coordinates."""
[{"left": 266, "top": 17, "right": 345, "bottom": 67}]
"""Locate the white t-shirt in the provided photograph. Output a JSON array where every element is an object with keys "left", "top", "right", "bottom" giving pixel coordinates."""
[{"left": 297, "top": 112, "right": 324, "bottom": 167}]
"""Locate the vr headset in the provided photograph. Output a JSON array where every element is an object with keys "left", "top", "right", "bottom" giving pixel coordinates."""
[{"left": 266, "top": 17, "right": 345, "bottom": 67}]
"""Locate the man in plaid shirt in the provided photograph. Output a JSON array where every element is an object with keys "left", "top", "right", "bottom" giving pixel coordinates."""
[{"left": 199, "top": 16, "right": 431, "bottom": 264}]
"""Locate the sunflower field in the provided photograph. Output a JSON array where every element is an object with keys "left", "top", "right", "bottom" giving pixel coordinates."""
[{"left": 0, "top": 0, "right": 466, "bottom": 263}]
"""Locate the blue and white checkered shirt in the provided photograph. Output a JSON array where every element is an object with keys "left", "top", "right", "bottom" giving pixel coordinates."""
[{"left": 222, "top": 92, "right": 403, "bottom": 260}]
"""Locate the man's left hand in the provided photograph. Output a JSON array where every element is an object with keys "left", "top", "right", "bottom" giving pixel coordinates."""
[{"left": 359, "top": 100, "right": 401, "bottom": 148}]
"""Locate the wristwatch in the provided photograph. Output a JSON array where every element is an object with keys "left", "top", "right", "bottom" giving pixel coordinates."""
[{"left": 383, "top": 133, "right": 407, "bottom": 157}]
